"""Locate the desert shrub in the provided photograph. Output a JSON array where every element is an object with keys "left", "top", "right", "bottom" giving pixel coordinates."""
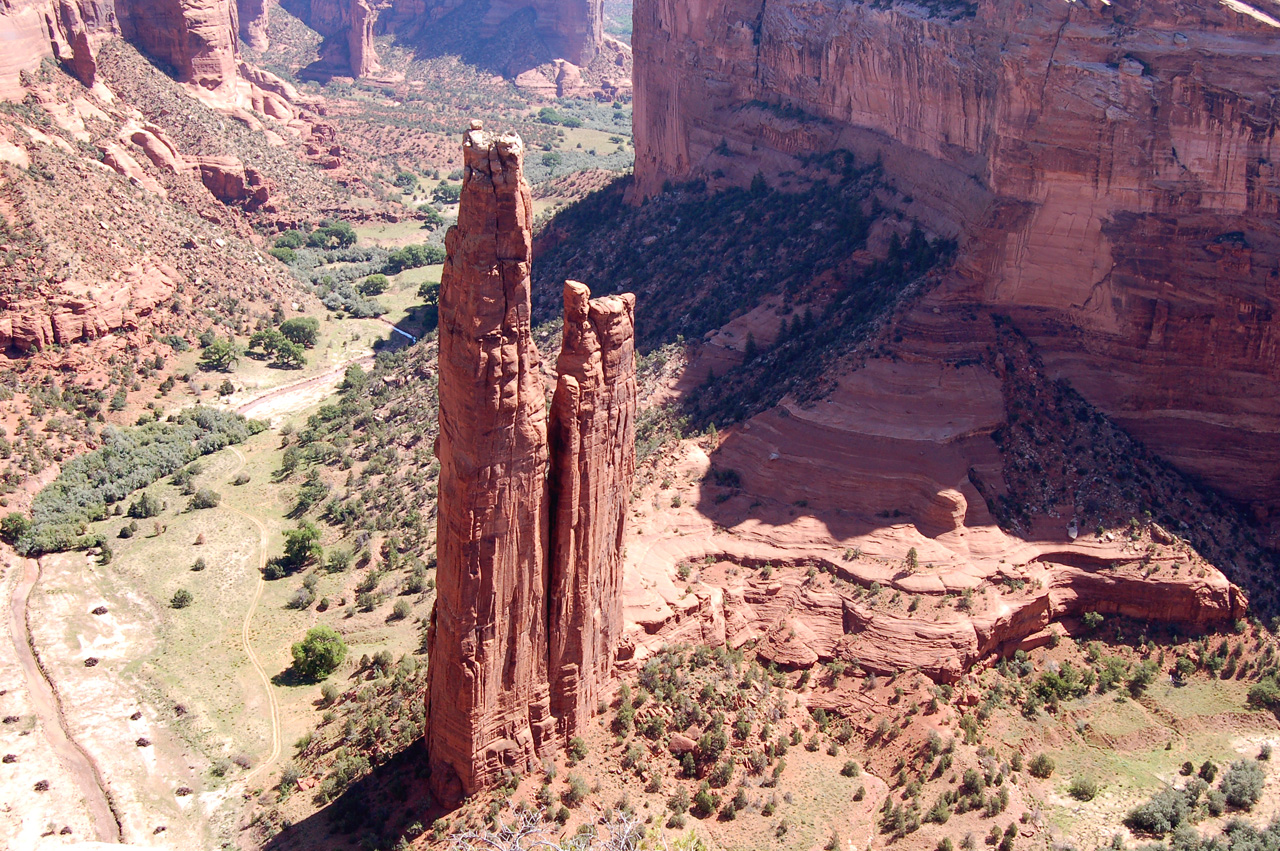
[
  {"left": 18, "top": 409, "right": 262, "bottom": 555},
  {"left": 390, "top": 599, "right": 412, "bottom": 620},
  {"left": 692, "top": 782, "right": 719, "bottom": 818},
  {"left": 562, "top": 774, "right": 588, "bottom": 807},
  {"left": 1028, "top": 754, "right": 1055, "bottom": 778},
  {"left": 1068, "top": 776, "right": 1098, "bottom": 801},
  {"left": 567, "top": 736, "right": 587, "bottom": 764},
  {"left": 1248, "top": 676, "right": 1280, "bottom": 710},
  {"left": 170, "top": 588, "right": 193, "bottom": 609},
  {"left": 1220, "top": 759, "right": 1265, "bottom": 809},
  {"left": 287, "top": 586, "right": 316, "bottom": 610},
  {"left": 291, "top": 625, "right": 348, "bottom": 681},
  {"left": 188, "top": 488, "right": 221, "bottom": 510},
  {"left": 1125, "top": 787, "right": 1189, "bottom": 835},
  {"left": 842, "top": 760, "right": 860, "bottom": 778},
  {"left": 1128, "top": 660, "right": 1158, "bottom": 697}
]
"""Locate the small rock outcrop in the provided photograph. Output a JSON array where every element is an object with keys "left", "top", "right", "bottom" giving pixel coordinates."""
[
  {"left": 426, "top": 125, "right": 636, "bottom": 806},
  {"left": 548, "top": 281, "right": 636, "bottom": 735}
]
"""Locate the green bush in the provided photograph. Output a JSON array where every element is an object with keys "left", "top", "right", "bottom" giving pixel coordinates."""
[
  {"left": 290, "top": 625, "right": 348, "bottom": 681},
  {"left": 128, "top": 491, "right": 162, "bottom": 519},
  {"left": 358, "top": 274, "right": 389, "bottom": 296},
  {"left": 1068, "top": 776, "right": 1098, "bottom": 801},
  {"left": 385, "top": 244, "right": 445, "bottom": 273},
  {"left": 171, "top": 588, "right": 193, "bottom": 609},
  {"left": 279, "top": 317, "right": 320, "bottom": 348},
  {"left": 198, "top": 339, "right": 240, "bottom": 372},
  {"left": 1220, "top": 759, "right": 1264, "bottom": 809},
  {"left": 306, "top": 220, "right": 357, "bottom": 249},
  {"left": 1028, "top": 753, "right": 1055, "bottom": 778},
  {"left": 430, "top": 184, "right": 461, "bottom": 205},
  {"left": 275, "top": 229, "right": 307, "bottom": 249},
  {"left": 188, "top": 488, "right": 221, "bottom": 510},
  {"left": 1125, "top": 786, "right": 1189, "bottom": 835},
  {"left": 280, "top": 522, "right": 322, "bottom": 572},
  {"left": 269, "top": 246, "right": 296, "bottom": 264},
  {"left": 561, "top": 774, "right": 588, "bottom": 807},
  {"left": 1, "top": 512, "right": 31, "bottom": 544}
]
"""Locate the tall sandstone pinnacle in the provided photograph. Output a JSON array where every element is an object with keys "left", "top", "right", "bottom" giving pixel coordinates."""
[
  {"left": 427, "top": 124, "right": 554, "bottom": 805},
  {"left": 548, "top": 282, "right": 636, "bottom": 735},
  {"left": 426, "top": 123, "right": 637, "bottom": 807}
]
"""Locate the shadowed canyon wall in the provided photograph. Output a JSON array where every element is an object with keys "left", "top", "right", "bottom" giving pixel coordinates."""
[
  {"left": 293, "top": 0, "right": 605, "bottom": 77},
  {"left": 426, "top": 125, "right": 635, "bottom": 806},
  {"left": 632, "top": 0, "right": 1280, "bottom": 515}
]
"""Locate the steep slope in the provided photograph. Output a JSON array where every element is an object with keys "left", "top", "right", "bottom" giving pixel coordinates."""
[{"left": 631, "top": 0, "right": 1280, "bottom": 520}]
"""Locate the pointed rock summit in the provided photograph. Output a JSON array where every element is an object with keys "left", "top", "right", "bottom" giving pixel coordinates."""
[{"left": 426, "top": 123, "right": 636, "bottom": 807}]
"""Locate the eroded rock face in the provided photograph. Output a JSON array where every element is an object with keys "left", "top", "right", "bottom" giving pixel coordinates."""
[
  {"left": 1, "top": 0, "right": 241, "bottom": 94},
  {"left": 305, "top": 0, "right": 379, "bottom": 77},
  {"left": 480, "top": 0, "right": 602, "bottom": 65},
  {"left": 116, "top": 0, "right": 239, "bottom": 89},
  {"left": 548, "top": 281, "right": 637, "bottom": 736},
  {"left": 427, "top": 125, "right": 553, "bottom": 807},
  {"left": 427, "top": 127, "right": 637, "bottom": 806},
  {"left": 632, "top": 0, "right": 1280, "bottom": 512}
]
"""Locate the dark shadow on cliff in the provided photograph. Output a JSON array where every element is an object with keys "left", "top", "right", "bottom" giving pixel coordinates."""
[
  {"left": 380, "top": 0, "right": 557, "bottom": 78},
  {"left": 262, "top": 742, "right": 440, "bottom": 851},
  {"left": 530, "top": 161, "right": 1280, "bottom": 624}
]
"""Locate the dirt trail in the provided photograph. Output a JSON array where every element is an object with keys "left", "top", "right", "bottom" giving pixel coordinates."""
[
  {"left": 6, "top": 555, "right": 122, "bottom": 843},
  {"left": 235, "top": 354, "right": 374, "bottom": 421},
  {"left": 227, "top": 446, "right": 282, "bottom": 785}
]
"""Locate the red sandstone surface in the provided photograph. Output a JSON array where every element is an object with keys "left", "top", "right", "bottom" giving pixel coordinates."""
[
  {"left": 548, "top": 281, "right": 637, "bottom": 736},
  {"left": 427, "top": 126, "right": 638, "bottom": 806},
  {"left": 632, "top": 0, "right": 1280, "bottom": 518},
  {"left": 428, "top": 124, "right": 554, "bottom": 806}
]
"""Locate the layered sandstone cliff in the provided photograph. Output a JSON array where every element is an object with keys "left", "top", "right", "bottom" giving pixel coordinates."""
[
  {"left": 632, "top": 0, "right": 1280, "bottom": 514},
  {"left": 548, "top": 281, "right": 636, "bottom": 735},
  {"left": 427, "top": 126, "right": 636, "bottom": 805},
  {"left": 480, "top": 0, "right": 602, "bottom": 65},
  {"left": 6, "top": 0, "right": 242, "bottom": 91}
]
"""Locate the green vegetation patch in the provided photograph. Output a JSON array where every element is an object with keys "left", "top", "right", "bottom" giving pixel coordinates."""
[{"left": 12, "top": 407, "right": 264, "bottom": 555}]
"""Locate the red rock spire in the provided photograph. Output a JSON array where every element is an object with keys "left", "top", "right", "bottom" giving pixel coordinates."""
[
  {"left": 548, "top": 282, "right": 637, "bottom": 735},
  {"left": 427, "top": 121, "right": 554, "bottom": 806},
  {"left": 427, "top": 124, "right": 637, "bottom": 807}
]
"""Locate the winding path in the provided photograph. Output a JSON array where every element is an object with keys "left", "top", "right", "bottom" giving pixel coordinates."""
[
  {"left": 226, "top": 446, "right": 282, "bottom": 785},
  {"left": 6, "top": 555, "right": 122, "bottom": 842},
  {"left": 235, "top": 354, "right": 373, "bottom": 420}
]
